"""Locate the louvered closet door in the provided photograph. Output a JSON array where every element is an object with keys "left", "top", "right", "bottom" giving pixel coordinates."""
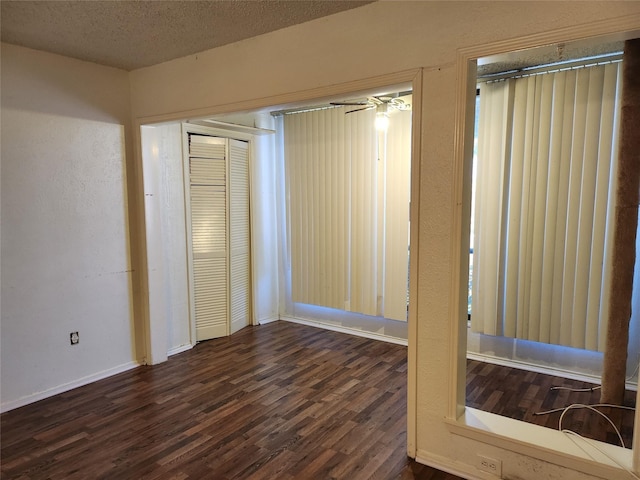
[
  {"left": 189, "top": 135, "right": 228, "bottom": 341},
  {"left": 229, "top": 139, "right": 251, "bottom": 334}
]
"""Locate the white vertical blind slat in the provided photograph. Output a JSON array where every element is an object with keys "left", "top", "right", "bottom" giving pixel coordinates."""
[
  {"left": 598, "top": 63, "right": 622, "bottom": 352},
  {"left": 472, "top": 81, "right": 512, "bottom": 336},
  {"left": 549, "top": 70, "right": 577, "bottom": 345},
  {"left": 350, "top": 108, "right": 379, "bottom": 316},
  {"left": 587, "top": 63, "right": 619, "bottom": 350},
  {"left": 383, "top": 109, "right": 412, "bottom": 321},
  {"left": 527, "top": 73, "right": 553, "bottom": 343},
  {"left": 502, "top": 80, "right": 523, "bottom": 338},
  {"left": 539, "top": 71, "right": 566, "bottom": 345}
]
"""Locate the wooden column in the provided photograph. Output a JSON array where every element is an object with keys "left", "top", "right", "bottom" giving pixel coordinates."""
[{"left": 601, "top": 38, "right": 640, "bottom": 405}]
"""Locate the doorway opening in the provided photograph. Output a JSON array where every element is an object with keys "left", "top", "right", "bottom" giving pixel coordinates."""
[{"left": 139, "top": 79, "right": 418, "bottom": 359}]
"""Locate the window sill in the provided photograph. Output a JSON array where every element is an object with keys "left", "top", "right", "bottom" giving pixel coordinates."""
[{"left": 446, "top": 407, "right": 634, "bottom": 479}]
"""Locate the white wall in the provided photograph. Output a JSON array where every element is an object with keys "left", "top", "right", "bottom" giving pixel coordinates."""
[
  {"left": 249, "top": 120, "right": 280, "bottom": 324},
  {"left": 140, "top": 123, "right": 191, "bottom": 357},
  {"left": 128, "top": 2, "right": 640, "bottom": 479},
  {"left": 1, "top": 44, "right": 137, "bottom": 411}
]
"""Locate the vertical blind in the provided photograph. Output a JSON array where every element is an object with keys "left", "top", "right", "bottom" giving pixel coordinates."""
[
  {"left": 283, "top": 106, "right": 411, "bottom": 321},
  {"left": 472, "top": 62, "right": 622, "bottom": 351}
]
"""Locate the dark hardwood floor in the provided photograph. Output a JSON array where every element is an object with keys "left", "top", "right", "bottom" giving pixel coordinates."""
[
  {"left": 1, "top": 322, "right": 462, "bottom": 480},
  {"left": 467, "top": 359, "right": 636, "bottom": 449},
  {"left": 5, "top": 321, "right": 633, "bottom": 479}
]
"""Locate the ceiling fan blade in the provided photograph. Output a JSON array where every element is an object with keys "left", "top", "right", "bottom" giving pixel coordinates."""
[
  {"left": 330, "top": 101, "right": 370, "bottom": 106},
  {"left": 345, "top": 106, "right": 374, "bottom": 114},
  {"left": 389, "top": 98, "right": 411, "bottom": 111}
]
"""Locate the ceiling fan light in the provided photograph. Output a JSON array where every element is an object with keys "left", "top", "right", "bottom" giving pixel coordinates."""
[{"left": 375, "top": 112, "right": 389, "bottom": 131}]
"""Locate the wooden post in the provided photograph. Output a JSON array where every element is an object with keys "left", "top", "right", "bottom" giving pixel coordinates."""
[{"left": 601, "top": 38, "right": 640, "bottom": 405}]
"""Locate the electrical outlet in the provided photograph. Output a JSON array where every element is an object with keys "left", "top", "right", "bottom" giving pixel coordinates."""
[
  {"left": 70, "top": 331, "right": 79, "bottom": 345},
  {"left": 478, "top": 455, "right": 502, "bottom": 477}
]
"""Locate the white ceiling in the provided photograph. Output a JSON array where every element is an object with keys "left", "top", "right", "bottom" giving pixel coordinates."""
[{"left": 1, "top": 0, "right": 375, "bottom": 71}]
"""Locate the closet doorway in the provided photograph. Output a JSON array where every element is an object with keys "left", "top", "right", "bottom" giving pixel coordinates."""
[
  {"left": 140, "top": 121, "right": 266, "bottom": 360},
  {"left": 183, "top": 129, "right": 251, "bottom": 341}
]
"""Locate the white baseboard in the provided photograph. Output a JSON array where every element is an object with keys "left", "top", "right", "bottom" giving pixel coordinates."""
[
  {"left": 280, "top": 315, "right": 408, "bottom": 346},
  {"left": 415, "top": 449, "right": 489, "bottom": 479},
  {"left": 1, "top": 361, "right": 140, "bottom": 414},
  {"left": 466, "top": 352, "right": 638, "bottom": 391},
  {"left": 167, "top": 343, "right": 193, "bottom": 357},
  {"left": 257, "top": 314, "right": 279, "bottom": 325}
]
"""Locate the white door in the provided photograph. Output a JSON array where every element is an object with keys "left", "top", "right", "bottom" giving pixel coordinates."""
[{"left": 186, "top": 133, "right": 251, "bottom": 341}]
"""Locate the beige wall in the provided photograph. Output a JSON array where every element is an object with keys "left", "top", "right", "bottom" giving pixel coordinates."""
[
  {"left": 1, "top": 43, "right": 138, "bottom": 410},
  {"left": 130, "top": 1, "right": 639, "bottom": 119}
]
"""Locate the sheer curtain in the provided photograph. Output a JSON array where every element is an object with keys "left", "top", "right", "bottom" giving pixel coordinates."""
[
  {"left": 471, "top": 62, "right": 622, "bottom": 351},
  {"left": 283, "top": 106, "right": 411, "bottom": 320}
]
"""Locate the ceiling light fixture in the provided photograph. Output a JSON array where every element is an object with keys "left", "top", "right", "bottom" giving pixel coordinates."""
[{"left": 375, "top": 103, "right": 389, "bottom": 131}]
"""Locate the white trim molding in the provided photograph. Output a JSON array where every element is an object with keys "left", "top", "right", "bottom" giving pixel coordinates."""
[
  {"left": 415, "top": 449, "right": 490, "bottom": 480},
  {"left": 280, "top": 315, "right": 408, "bottom": 346},
  {"left": 167, "top": 344, "right": 193, "bottom": 357},
  {"left": 466, "top": 352, "right": 638, "bottom": 392},
  {"left": 257, "top": 315, "right": 280, "bottom": 325},
  {"left": 0, "top": 361, "right": 140, "bottom": 414}
]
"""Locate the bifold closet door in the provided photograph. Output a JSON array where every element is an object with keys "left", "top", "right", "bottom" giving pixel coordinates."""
[
  {"left": 229, "top": 139, "right": 251, "bottom": 334},
  {"left": 188, "top": 135, "right": 228, "bottom": 341}
]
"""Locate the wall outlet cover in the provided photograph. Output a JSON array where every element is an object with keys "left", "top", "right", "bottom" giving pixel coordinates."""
[{"left": 478, "top": 454, "right": 502, "bottom": 477}]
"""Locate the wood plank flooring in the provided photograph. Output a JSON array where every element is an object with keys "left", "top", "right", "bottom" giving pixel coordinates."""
[
  {"left": 5, "top": 321, "right": 633, "bottom": 479},
  {"left": 466, "top": 359, "right": 636, "bottom": 449},
  {"left": 1, "top": 322, "right": 461, "bottom": 480}
]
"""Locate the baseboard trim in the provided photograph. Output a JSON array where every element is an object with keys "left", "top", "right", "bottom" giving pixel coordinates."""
[
  {"left": 1, "top": 361, "right": 140, "bottom": 413},
  {"left": 280, "top": 315, "right": 408, "bottom": 346},
  {"left": 415, "top": 449, "right": 487, "bottom": 479},
  {"left": 167, "top": 343, "right": 193, "bottom": 357},
  {"left": 466, "top": 352, "right": 638, "bottom": 391},
  {"left": 258, "top": 315, "right": 280, "bottom": 325}
]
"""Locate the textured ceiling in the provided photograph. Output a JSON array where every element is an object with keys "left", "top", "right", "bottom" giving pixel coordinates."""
[
  {"left": 1, "top": 0, "right": 374, "bottom": 71},
  {"left": 478, "top": 39, "right": 624, "bottom": 77}
]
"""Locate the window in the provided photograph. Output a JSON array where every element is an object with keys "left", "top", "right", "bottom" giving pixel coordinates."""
[{"left": 279, "top": 100, "right": 412, "bottom": 321}]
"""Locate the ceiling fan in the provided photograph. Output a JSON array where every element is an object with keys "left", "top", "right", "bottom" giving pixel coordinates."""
[{"left": 330, "top": 91, "right": 412, "bottom": 114}]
